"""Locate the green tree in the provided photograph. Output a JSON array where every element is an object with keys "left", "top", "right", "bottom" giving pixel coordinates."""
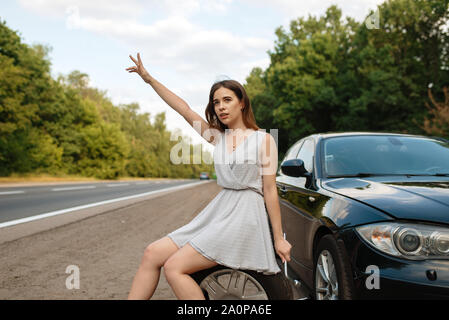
[
  {"left": 75, "top": 123, "right": 129, "bottom": 179},
  {"left": 345, "top": 0, "right": 449, "bottom": 133},
  {"left": 419, "top": 87, "right": 449, "bottom": 139},
  {"left": 0, "top": 20, "right": 63, "bottom": 174},
  {"left": 245, "top": 0, "right": 449, "bottom": 159}
]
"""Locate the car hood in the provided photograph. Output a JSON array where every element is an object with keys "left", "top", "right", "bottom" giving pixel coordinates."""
[{"left": 321, "top": 178, "right": 449, "bottom": 225}]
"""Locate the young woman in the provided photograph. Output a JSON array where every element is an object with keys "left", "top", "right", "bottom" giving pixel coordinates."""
[{"left": 126, "top": 53, "right": 292, "bottom": 300}]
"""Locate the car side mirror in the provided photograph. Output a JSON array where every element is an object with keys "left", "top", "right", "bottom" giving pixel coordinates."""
[{"left": 280, "top": 159, "right": 312, "bottom": 178}]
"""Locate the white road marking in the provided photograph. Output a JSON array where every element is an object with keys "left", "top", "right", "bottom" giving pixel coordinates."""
[
  {"left": 0, "top": 190, "right": 25, "bottom": 195},
  {"left": 135, "top": 182, "right": 150, "bottom": 185},
  {"left": 106, "top": 183, "right": 130, "bottom": 187},
  {"left": 52, "top": 186, "right": 96, "bottom": 192},
  {"left": 0, "top": 181, "right": 209, "bottom": 229}
]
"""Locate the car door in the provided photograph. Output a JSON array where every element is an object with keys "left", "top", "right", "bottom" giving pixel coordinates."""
[
  {"left": 291, "top": 138, "right": 323, "bottom": 270},
  {"left": 276, "top": 139, "right": 305, "bottom": 277},
  {"left": 277, "top": 138, "right": 319, "bottom": 280}
]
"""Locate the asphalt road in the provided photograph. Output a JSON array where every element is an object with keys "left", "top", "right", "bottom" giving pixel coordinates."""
[{"left": 0, "top": 179, "right": 204, "bottom": 225}]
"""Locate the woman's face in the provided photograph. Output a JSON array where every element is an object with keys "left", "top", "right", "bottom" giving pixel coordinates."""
[{"left": 213, "top": 87, "right": 242, "bottom": 126}]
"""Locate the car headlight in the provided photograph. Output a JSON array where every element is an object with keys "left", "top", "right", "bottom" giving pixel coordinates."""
[{"left": 355, "top": 222, "right": 449, "bottom": 260}]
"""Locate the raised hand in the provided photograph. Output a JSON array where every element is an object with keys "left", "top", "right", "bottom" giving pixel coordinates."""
[{"left": 126, "top": 52, "right": 152, "bottom": 83}]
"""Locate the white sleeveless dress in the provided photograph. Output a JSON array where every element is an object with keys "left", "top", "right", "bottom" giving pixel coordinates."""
[{"left": 167, "top": 129, "right": 281, "bottom": 275}]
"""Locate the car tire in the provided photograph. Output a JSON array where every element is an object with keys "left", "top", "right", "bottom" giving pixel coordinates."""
[
  {"left": 191, "top": 264, "right": 293, "bottom": 300},
  {"left": 313, "top": 234, "right": 355, "bottom": 300}
]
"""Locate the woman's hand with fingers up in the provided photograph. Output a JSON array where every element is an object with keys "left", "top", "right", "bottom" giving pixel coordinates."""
[{"left": 126, "top": 53, "right": 152, "bottom": 84}]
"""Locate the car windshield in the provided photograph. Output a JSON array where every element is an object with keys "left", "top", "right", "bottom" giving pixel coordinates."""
[{"left": 322, "top": 135, "right": 449, "bottom": 177}]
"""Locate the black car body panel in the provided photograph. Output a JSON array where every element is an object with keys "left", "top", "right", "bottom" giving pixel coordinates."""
[
  {"left": 322, "top": 178, "right": 449, "bottom": 225},
  {"left": 276, "top": 180, "right": 396, "bottom": 291}
]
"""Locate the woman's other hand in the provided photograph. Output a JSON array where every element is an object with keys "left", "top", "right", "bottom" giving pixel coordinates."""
[
  {"left": 275, "top": 238, "right": 292, "bottom": 263},
  {"left": 126, "top": 52, "right": 152, "bottom": 83}
]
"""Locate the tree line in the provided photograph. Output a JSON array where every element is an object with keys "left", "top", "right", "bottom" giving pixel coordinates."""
[{"left": 0, "top": 19, "right": 214, "bottom": 179}]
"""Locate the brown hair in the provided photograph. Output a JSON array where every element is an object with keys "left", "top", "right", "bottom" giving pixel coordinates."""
[{"left": 205, "top": 79, "right": 259, "bottom": 133}]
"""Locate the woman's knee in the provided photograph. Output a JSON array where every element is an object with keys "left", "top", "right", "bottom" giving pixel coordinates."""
[
  {"left": 163, "top": 257, "right": 176, "bottom": 274},
  {"left": 142, "top": 238, "right": 178, "bottom": 268},
  {"left": 142, "top": 243, "right": 161, "bottom": 267},
  {"left": 163, "top": 256, "right": 180, "bottom": 280}
]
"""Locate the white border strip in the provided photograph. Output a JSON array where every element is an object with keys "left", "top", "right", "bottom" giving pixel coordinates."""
[
  {"left": 52, "top": 186, "right": 96, "bottom": 192},
  {"left": 0, "top": 181, "right": 208, "bottom": 229},
  {"left": 0, "top": 191, "right": 25, "bottom": 195}
]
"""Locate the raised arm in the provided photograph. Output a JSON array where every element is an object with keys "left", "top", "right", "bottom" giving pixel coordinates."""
[{"left": 126, "top": 53, "right": 218, "bottom": 145}]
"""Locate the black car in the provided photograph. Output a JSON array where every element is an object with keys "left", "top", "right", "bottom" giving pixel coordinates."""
[{"left": 277, "top": 132, "right": 449, "bottom": 299}]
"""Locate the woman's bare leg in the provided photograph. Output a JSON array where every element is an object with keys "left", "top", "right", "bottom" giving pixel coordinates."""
[
  {"left": 163, "top": 243, "right": 218, "bottom": 300},
  {"left": 127, "top": 236, "right": 179, "bottom": 300}
]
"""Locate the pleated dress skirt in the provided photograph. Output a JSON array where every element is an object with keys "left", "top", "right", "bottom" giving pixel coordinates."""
[{"left": 167, "top": 129, "right": 281, "bottom": 275}]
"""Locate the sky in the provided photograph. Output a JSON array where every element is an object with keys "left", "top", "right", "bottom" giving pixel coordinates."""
[{"left": 1, "top": 0, "right": 384, "bottom": 154}]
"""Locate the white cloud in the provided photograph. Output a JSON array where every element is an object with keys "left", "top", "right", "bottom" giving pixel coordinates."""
[
  {"left": 18, "top": 0, "right": 143, "bottom": 20},
  {"left": 162, "top": 0, "right": 200, "bottom": 16},
  {"left": 243, "top": 0, "right": 385, "bottom": 26},
  {"left": 18, "top": 0, "right": 233, "bottom": 20},
  {"left": 59, "top": 3, "right": 272, "bottom": 81},
  {"left": 156, "top": 0, "right": 233, "bottom": 16}
]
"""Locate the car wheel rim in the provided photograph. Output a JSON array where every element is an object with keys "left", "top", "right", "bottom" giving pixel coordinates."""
[
  {"left": 315, "top": 250, "right": 339, "bottom": 300},
  {"left": 199, "top": 269, "right": 269, "bottom": 300}
]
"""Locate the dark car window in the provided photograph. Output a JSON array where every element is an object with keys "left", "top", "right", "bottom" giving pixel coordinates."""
[
  {"left": 322, "top": 135, "right": 449, "bottom": 176},
  {"left": 297, "top": 138, "right": 314, "bottom": 173}
]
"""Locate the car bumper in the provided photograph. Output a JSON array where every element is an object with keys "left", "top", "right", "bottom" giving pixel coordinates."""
[{"left": 340, "top": 229, "right": 449, "bottom": 299}]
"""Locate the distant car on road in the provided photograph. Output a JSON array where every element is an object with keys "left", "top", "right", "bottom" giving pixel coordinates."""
[
  {"left": 199, "top": 172, "right": 210, "bottom": 180},
  {"left": 277, "top": 132, "right": 449, "bottom": 299}
]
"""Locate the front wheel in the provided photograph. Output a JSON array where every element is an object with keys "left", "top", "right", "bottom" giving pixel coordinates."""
[
  {"left": 313, "top": 234, "right": 355, "bottom": 300},
  {"left": 191, "top": 265, "right": 293, "bottom": 300}
]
